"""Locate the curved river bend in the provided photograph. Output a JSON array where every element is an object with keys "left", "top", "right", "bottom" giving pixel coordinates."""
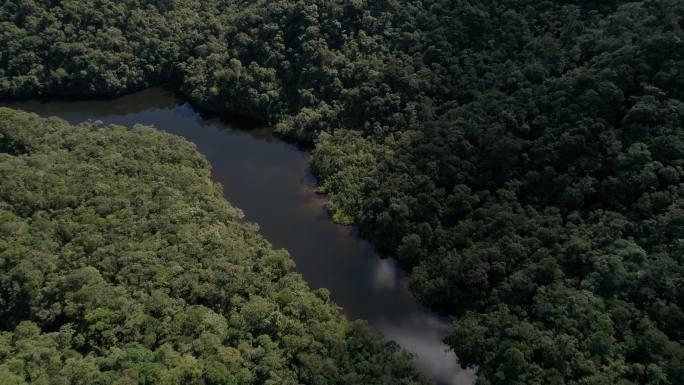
[{"left": 2, "top": 88, "right": 475, "bottom": 385}]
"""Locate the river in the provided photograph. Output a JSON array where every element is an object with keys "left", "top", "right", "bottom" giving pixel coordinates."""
[{"left": 1, "top": 87, "right": 475, "bottom": 385}]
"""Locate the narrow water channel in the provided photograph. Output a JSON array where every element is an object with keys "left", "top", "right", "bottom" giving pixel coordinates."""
[{"left": 2, "top": 88, "right": 475, "bottom": 385}]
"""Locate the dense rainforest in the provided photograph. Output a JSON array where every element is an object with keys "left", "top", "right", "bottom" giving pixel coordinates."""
[
  {"left": 0, "top": 108, "right": 428, "bottom": 384},
  {"left": 1, "top": 0, "right": 684, "bottom": 384}
]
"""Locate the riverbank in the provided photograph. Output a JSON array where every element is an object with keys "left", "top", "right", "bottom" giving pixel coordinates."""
[{"left": 1, "top": 88, "right": 475, "bottom": 385}]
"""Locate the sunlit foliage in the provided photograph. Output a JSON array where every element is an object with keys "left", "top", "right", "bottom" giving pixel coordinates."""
[{"left": 0, "top": 108, "right": 427, "bottom": 385}]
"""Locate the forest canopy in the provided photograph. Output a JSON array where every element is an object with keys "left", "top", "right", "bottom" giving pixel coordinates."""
[
  {"left": 0, "top": 108, "right": 427, "bottom": 385},
  {"left": 1, "top": 0, "right": 684, "bottom": 384}
]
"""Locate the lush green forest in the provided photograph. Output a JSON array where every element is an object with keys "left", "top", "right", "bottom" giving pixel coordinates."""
[
  {"left": 0, "top": 108, "right": 428, "bottom": 384},
  {"left": 2, "top": 0, "right": 684, "bottom": 384}
]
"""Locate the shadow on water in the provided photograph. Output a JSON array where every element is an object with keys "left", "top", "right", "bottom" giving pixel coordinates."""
[{"left": 1, "top": 88, "right": 476, "bottom": 385}]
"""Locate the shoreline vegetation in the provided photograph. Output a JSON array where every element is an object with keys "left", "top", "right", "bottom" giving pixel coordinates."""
[
  {"left": 0, "top": 107, "right": 429, "bottom": 384},
  {"left": 2, "top": 1, "right": 684, "bottom": 384}
]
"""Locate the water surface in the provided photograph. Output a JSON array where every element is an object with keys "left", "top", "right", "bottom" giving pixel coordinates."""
[{"left": 2, "top": 88, "right": 475, "bottom": 385}]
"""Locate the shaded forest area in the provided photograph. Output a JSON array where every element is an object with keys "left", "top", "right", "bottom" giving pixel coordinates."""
[
  {"left": 2, "top": 0, "right": 684, "bottom": 384},
  {"left": 0, "top": 108, "right": 427, "bottom": 384}
]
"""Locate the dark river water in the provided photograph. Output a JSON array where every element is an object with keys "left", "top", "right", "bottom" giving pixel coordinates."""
[{"left": 1, "top": 88, "right": 475, "bottom": 385}]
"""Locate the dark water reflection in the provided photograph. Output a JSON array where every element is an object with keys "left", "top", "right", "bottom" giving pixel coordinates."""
[{"left": 1, "top": 88, "right": 475, "bottom": 385}]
